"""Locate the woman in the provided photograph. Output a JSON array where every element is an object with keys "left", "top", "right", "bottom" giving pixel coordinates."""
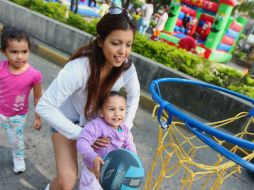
[{"left": 36, "top": 6, "right": 140, "bottom": 190}]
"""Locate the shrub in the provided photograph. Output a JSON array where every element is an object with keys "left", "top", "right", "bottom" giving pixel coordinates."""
[
  {"left": 10, "top": 0, "right": 67, "bottom": 22},
  {"left": 246, "top": 75, "right": 254, "bottom": 86},
  {"left": 84, "top": 18, "right": 99, "bottom": 35},
  {"left": 213, "top": 64, "right": 243, "bottom": 87},
  {"left": 133, "top": 34, "right": 205, "bottom": 72},
  {"left": 67, "top": 12, "right": 89, "bottom": 31}
]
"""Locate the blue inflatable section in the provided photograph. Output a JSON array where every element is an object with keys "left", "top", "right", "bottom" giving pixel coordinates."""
[
  {"left": 77, "top": 8, "right": 99, "bottom": 17},
  {"left": 178, "top": 12, "right": 193, "bottom": 22},
  {"left": 198, "top": 20, "right": 205, "bottom": 27},
  {"left": 217, "top": 43, "right": 231, "bottom": 52},
  {"left": 226, "top": 29, "right": 238, "bottom": 39},
  {"left": 174, "top": 26, "right": 187, "bottom": 34},
  {"left": 178, "top": 12, "right": 185, "bottom": 19},
  {"left": 197, "top": 39, "right": 204, "bottom": 44}
]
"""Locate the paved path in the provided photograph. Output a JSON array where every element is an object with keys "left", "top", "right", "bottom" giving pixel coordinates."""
[{"left": 0, "top": 52, "right": 254, "bottom": 189}]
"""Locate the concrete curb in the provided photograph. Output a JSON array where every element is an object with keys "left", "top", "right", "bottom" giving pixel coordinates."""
[{"left": 32, "top": 43, "right": 68, "bottom": 67}]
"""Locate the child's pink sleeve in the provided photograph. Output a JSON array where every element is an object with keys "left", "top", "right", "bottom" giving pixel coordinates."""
[
  {"left": 0, "top": 60, "right": 4, "bottom": 70},
  {"left": 33, "top": 70, "right": 43, "bottom": 85}
]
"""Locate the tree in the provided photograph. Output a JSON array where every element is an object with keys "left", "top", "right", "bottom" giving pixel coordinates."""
[{"left": 232, "top": 0, "right": 254, "bottom": 18}]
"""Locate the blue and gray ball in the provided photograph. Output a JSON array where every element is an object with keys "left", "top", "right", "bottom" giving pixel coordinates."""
[{"left": 99, "top": 149, "right": 144, "bottom": 190}]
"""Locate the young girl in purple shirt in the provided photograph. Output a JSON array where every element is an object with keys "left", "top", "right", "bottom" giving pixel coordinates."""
[{"left": 77, "top": 91, "right": 137, "bottom": 190}]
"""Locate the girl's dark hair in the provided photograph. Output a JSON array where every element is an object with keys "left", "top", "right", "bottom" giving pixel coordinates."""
[
  {"left": 99, "top": 91, "right": 126, "bottom": 109},
  {"left": 1, "top": 27, "right": 30, "bottom": 51},
  {"left": 68, "top": 10, "right": 136, "bottom": 120}
]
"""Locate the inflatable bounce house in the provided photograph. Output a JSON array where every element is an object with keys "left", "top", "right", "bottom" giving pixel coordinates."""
[{"left": 155, "top": 0, "right": 247, "bottom": 62}]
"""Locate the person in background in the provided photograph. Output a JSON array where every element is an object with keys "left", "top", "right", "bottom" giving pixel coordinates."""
[
  {"left": 178, "top": 33, "right": 199, "bottom": 54},
  {"left": 77, "top": 91, "right": 137, "bottom": 189},
  {"left": 153, "top": 5, "right": 169, "bottom": 32},
  {"left": 137, "top": 0, "right": 154, "bottom": 35},
  {"left": 36, "top": 5, "right": 140, "bottom": 190},
  {"left": 0, "top": 28, "right": 42, "bottom": 173},
  {"left": 151, "top": 5, "right": 168, "bottom": 40},
  {"left": 88, "top": 0, "right": 97, "bottom": 7},
  {"left": 70, "top": 0, "right": 79, "bottom": 13}
]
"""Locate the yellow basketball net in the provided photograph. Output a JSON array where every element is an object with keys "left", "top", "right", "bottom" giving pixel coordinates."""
[{"left": 144, "top": 105, "right": 254, "bottom": 190}]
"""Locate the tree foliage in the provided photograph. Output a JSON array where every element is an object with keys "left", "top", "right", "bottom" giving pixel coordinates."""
[{"left": 232, "top": 0, "right": 254, "bottom": 18}]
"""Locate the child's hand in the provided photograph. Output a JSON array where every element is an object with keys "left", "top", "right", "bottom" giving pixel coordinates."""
[
  {"left": 93, "top": 156, "right": 105, "bottom": 180},
  {"left": 33, "top": 118, "right": 41, "bottom": 130}
]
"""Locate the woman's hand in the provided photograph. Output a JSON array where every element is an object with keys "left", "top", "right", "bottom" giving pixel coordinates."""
[
  {"left": 92, "top": 137, "right": 111, "bottom": 150},
  {"left": 93, "top": 156, "right": 105, "bottom": 180},
  {"left": 33, "top": 118, "right": 41, "bottom": 130}
]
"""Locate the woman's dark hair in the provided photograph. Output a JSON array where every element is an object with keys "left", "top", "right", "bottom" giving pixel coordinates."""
[
  {"left": 68, "top": 10, "right": 136, "bottom": 120},
  {"left": 1, "top": 27, "right": 30, "bottom": 51}
]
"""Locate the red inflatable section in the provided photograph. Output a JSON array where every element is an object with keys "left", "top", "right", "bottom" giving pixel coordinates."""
[
  {"left": 220, "top": 0, "right": 237, "bottom": 6},
  {"left": 221, "top": 35, "right": 235, "bottom": 45},
  {"left": 181, "top": 5, "right": 189, "bottom": 13},
  {"left": 196, "top": 26, "right": 202, "bottom": 34},
  {"left": 199, "top": 22, "right": 211, "bottom": 40},
  {"left": 230, "top": 20, "right": 242, "bottom": 32},
  {"left": 186, "top": 18, "right": 198, "bottom": 35},
  {"left": 203, "top": 0, "right": 219, "bottom": 12},
  {"left": 182, "top": 0, "right": 204, "bottom": 8},
  {"left": 196, "top": 0, "right": 204, "bottom": 8},
  {"left": 176, "top": 19, "right": 183, "bottom": 26},
  {"left": 181, "top": 5, "right": 196, "bottom": 17},
  {"left": 200, "top": 14, "right": 215, "bottom": 24},
  {"left": 181, "top": 0, "right": 191, "bottom": 5},
  {"left": 199, "top": 44, "right": 212, "bottom": 59}
]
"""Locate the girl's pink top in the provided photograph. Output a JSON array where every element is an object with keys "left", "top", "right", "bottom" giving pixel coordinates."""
[{"left": 0, "top": 60, "right": 42, "bottom": 116}]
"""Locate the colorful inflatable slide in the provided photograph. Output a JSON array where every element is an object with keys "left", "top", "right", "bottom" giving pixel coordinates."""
[{"left": 155, "top": 0, "right": 247, "bottom": 62}]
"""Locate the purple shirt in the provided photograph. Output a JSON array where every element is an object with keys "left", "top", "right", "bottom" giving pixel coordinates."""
[
  {"left": 0, "top": 60, "right": 42, "bottom": 116},
  {"left": 77, "top": 117, "right": 137, "bottom": 169}
]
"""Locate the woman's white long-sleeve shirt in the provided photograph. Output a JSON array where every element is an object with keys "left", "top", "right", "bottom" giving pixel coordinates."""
[{"left": 36, "top": 57, "right": 140, "bottom": 140}]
